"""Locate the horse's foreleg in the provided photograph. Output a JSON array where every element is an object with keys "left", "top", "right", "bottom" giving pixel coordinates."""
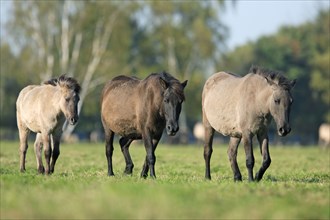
[
  {"left": 105, "top": 129, "right": 115, "bottom": 176},
  {"left": 42, "top": 134, "right": 52, "bottom": 175},
  {"left": 203, "top": 117, "right": 214, "bottom": 180},
  {"left": 34, "top": 133, "right": 44, "bottom": 174},
  {"left": 18, "top": 126, "right": 29, "bottom": 173},
  {"left": 50, "top": 133, "right": 61, "bottom": 174},
  {"left": 142, "top": 134, "right": 156, "bottom": 178},
  {"left": 255, "top": 132, "right": 271, "bottom": 181},
  {"left": 141, "top": 156, "right": 149, "bottom": 178},
  {"left": 227, "top": 137, "right": 242, "bottom": 181},
  {"left": 242, "top": 134, "right": 255, "bottom": 181},
  {"left": 119, "top": 137, "right": 134, "bottom": 174}
]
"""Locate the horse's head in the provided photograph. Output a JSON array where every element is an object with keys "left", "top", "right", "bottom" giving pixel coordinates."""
[
  {"left": 159, "top": 74, "right": 188, "bottom": 136},
  {"left": 267, "top": 75, "right": 296, "bottom": 137},
  {"left": 57, "top": 75, "right": 81, "bottom": 125}
]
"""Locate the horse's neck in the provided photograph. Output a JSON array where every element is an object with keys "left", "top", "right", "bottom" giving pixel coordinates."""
[
  {"left": 47, "top": 86, "right": 63, "bottom": 117},
  {"left": 256, "top": 85, "right": 273, "bottom": 116}
]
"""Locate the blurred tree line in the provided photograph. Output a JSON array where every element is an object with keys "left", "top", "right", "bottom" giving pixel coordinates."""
[{"left": 1, "top": 1, "right": 328, "bottom": 144}]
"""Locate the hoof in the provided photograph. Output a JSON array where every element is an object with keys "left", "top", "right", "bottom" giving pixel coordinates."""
[
  {"left": 140, "top": 173, "right": 148, "bottom": 179},
  {"left": 37, "top": 166, "right": 45, "bottom": 174},
  {"left": 20, "top": 168, "right": 26, "bottom": 173}
]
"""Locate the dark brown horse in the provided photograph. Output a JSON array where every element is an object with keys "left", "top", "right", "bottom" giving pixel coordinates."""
[
  {"left": 202, "top": 66, "right": 296, "bottom": 181},
  {"left": 101, "top": 72, "right": 187, "bottom": 178}
]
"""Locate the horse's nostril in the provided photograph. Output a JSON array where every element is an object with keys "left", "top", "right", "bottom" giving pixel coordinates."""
[
  {"left": 167, "top": 125, "right": 172, "bottom": 131},
  {"left": 70, "top": 117, "right": 77, "bottom": 124},
  {"left": 279, "top": 127, "right": 284, "bottom": 134}
]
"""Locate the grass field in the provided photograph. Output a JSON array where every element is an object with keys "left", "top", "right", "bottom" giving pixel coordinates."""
[{"left": 0, "top": 141, "right": 329, "bottom": 219}]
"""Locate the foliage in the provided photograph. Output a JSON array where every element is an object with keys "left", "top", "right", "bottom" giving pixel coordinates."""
[
  {"left": 1, "top": 141, "right": 329, "bottom": 219},
  {"left": 219, "top": 9, "right": 330, "bottom": 143}
]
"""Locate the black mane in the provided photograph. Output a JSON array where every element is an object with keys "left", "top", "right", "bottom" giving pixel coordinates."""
[
  {"left": 44, "top": 75, "right": 81, "bottom": 93},
  {"left": 249, "top": 65, "right": 293, "bottom": 90}
]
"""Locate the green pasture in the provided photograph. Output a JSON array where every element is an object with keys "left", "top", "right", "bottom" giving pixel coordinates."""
[{"left": 0, "top": 141, "right": 329, "bottom": 219}]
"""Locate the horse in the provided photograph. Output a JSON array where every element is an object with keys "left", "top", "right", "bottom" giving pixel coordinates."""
[
  {"left": 319, "top": 123, "right": 330, "bottom": 147},
  {"left": 202, "top": 65, "right": 296, "bottom": 182},
  {"left": 101, "top": 72, "right": 187, "bottom": 178},
  {"left": 16, "top": 75, "right": 80, "bottom": 174}
]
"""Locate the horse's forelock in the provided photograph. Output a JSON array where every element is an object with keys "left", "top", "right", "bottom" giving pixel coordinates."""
[
  {"left": 169, "top": 81, "right": 185, "bottom": 101},
  {"left": 159, "top": 72, "right": 185, "bottom": 101}
]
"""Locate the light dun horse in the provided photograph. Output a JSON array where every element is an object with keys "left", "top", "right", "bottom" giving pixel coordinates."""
[
  {"left": 101, "top": 72, "right": 187, "bottom": 178},
  {"left": 16, "top": 75, "right": 80, "bottom": 174},
  {"left": 202, "top": 66, "right": 296, "bottom": 181}
]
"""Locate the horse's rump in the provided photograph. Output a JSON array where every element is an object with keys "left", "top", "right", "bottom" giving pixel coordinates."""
[
  {"left": 202, "top": 72, "right": 245, "bottom": 136},
  {"left": 101, "top": 76, "right": 143, "bottom": 137}
]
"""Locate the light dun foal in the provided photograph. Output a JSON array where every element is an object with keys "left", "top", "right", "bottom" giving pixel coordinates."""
[
  {"left": 202, "top": 66, "right": 296, "bottom": 181},
  {"left": 16, "top": 75, "right": 80, "bottom": 174}
]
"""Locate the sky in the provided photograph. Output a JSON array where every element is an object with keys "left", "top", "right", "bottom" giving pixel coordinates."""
[
  {"left": 223, "top": 0, "right": 330, "bottom": 49},
  {"left": 1, "top": 0, "right": 329, "bottom": 50}
]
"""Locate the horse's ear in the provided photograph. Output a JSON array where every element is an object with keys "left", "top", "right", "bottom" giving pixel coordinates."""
[
  {"left": 181, "top": 80, "right": 188, "bottom": 89},
  {"left": 159, "top": 76, "right": 169, "bottom": 89},
  {"left": 290, "top": 79, "right": 296, "bottom": 89}
]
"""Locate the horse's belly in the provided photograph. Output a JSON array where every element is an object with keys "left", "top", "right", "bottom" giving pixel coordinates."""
[
  {"left": 204, "top": 95, "right": 242, "bottom": 138},
  {"left": 207, "top": 113, "right": 242, "bottom": 138},
  {"left": 110, "top": 118, "right": 141, "bottom": 139}
]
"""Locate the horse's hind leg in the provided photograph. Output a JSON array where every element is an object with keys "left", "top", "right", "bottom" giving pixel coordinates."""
[
  {"left": 105, "top": 129, "right": 115, "bottom": 176},
  {"left": 227, "top": 137, "right": 242, "bottom": 181},
  {"left": 255, "top": 132, "right": 271, "bottom": 181},
  {"left": 34, "top": 133, "right": 45, "bottom": 174},
  {"left": 18, "top": 125, "right": 29, "bottom": 173},
  {"left": 203, "top": 114, "right": 214, "bottom": 180},
  {"left": 119, "top": 137, "right": 134, "bottom": 174}
]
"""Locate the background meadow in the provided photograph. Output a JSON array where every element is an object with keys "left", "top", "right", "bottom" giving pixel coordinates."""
[{"left": 1, "top": 141, "right": 329, "bottom": 219}]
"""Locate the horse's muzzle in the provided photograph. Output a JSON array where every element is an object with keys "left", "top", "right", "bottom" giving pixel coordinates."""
[
  {"left": 69, "top": 116, "right": 79, "bottom": 125},
  {"left": 278, "top": 126, "right": 291, "bottom": 137},
  {"left": 166, "top": 124, "right": 179, "bottom": 136}
]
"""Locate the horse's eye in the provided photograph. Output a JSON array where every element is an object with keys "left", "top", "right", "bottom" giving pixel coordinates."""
[
  {"left": 164, "top": 98, "right": 169, "bottom": 103},
  {"left": 274, "top": 99, "right": 280, "bottom": 105},
  {"left": 65, "top": 97, "right": 70, "bottom": 102}
]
